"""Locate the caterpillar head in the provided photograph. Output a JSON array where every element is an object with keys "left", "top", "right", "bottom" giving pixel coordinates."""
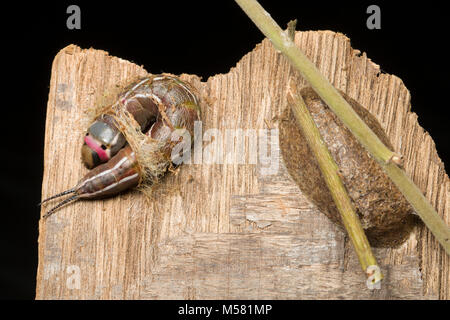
[{"left": 82, "top": 115, "right": 126, "bottom": 169}]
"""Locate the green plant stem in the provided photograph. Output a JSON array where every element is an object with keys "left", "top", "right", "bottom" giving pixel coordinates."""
[
  {"left": 235, "top": 0, "right": 450, "bottom": 255},
  {"left": 235, "top": 0, "right": 394, "bottom": 164},
  {"left": 287, "top": 82, "right": 382, "bottom": 281}
]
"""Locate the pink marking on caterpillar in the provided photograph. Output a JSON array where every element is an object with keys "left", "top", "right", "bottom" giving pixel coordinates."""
[{"left": 84, "top": 135, "right": 109, "bottom": 162}]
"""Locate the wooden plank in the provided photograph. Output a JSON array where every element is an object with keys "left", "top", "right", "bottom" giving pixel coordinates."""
[{"left": 37, "top": 31, "right": 448, "bottom": 299}]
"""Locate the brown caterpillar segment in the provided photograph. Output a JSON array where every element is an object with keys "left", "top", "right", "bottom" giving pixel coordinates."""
[
  {"left": 104, "top": 75, "right": 201, "bottom": 185},
  {"left": 83, "top": 75, "right": 199, "bottom": 167},
  {"left": 41, "top": 74, "right": 201, "bottom": 218}
]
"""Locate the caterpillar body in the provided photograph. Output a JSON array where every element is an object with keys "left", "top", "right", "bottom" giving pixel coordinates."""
[{"left": 41, "top": 75, "right": 201, "bottom": 218}]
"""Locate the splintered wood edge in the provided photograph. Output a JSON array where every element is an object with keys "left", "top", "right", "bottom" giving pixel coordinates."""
[{"left": 235, "top": 31, "right": 449, "bottom": 298}]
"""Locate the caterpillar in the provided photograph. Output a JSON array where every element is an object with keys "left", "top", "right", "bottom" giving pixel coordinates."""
[{"left": 40, "top": 75, "right": 201, "bottom": 218}]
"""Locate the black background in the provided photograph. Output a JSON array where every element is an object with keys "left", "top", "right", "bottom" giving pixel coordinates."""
[{"left": 0, "top": 1, "right": 448, "bottom": 300}]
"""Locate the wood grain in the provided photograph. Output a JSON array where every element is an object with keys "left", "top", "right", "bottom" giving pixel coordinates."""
[{"left": 37, "top": 31, "right": 449, "bottom": 299}]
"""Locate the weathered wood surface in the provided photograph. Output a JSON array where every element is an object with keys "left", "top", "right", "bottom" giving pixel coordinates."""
[{"left": 37, "top": 31, "right": 449, "bottom": 299}]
